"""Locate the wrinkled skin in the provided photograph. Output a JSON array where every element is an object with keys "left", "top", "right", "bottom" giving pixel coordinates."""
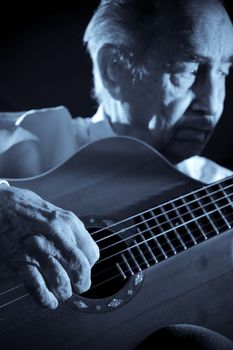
[
  {"left": 1, "top": 0, "right": 233, "bottom": 311},
  {"left": 0, "top": 185, "right": 99, "bottom": 309},
  {"left": 103, "top": 0, "right": 233, "bottom": 164}
]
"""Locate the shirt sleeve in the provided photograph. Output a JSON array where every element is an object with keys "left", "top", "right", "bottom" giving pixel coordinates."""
[
  {"left": 0, "top": 106, "right": 78, "bottom": 178},
  {"left": 176, "top": 155, "right": 233, "bottom": 184}
]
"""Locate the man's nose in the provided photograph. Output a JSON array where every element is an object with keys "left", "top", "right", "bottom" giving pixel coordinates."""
[{"left": 192, "top": 71, "right": 222, "bottom": 116}]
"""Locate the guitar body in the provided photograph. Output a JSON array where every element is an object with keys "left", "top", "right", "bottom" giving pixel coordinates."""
[{"left": 1, "top": 136, "right": 233, "bottom": 349}]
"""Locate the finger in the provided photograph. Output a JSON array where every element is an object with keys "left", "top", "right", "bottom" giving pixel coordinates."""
[
  {"left": 20, "top": 233, "right": 72, "bottom": 301},
  {"left": 66, "top": 212, "right": 100, "bottom": 266},
  {"left": 33, "top": 208, "right": 100, "bottom": 267},
  {"left": 37, "top": 254, "right": 72, "bottom": 301},
  {"left": 25, "top": 234, "right": 92, "bottom": 294},
  {"left": 17, "top": 262, "right": 58, "bottom": 309},
  {"left": 64, "top": 248, "right": 92, "bottom": 294}
]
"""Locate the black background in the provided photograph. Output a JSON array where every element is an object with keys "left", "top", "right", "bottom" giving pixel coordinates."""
[{"left": 0, "top": 1, "right": 232, "bottom": 166}]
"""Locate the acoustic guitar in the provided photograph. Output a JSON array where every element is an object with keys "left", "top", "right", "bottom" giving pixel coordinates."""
[{"left": 1, "top": 136, "right": 233, "bottom": 350}]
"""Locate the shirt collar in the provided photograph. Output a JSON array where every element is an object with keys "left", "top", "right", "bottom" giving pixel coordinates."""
[{"left": 89, "top": 105, "right": 116, "bottom": 141}]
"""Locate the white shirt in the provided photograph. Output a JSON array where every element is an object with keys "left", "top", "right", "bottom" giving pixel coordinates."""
[{"left": 0, "top": 105, "right": 232, "bottom": 183}]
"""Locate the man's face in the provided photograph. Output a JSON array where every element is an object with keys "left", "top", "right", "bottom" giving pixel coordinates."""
[{"left": 121, "top": 1, "right": 233, "bottom": 163}]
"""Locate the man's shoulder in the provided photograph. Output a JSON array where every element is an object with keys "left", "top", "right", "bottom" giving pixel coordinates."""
[{"left": 176, "top": 155, "right": 233, "bottom": 184}]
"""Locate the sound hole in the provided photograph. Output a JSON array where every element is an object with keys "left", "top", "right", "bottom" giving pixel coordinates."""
[{"left": 81, "top": 226, "right": 129, "bottom": 299}]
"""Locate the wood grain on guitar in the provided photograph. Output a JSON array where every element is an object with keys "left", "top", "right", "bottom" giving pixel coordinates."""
[{"left": 1, "top": 136, "right": 233, "bottom": 350}]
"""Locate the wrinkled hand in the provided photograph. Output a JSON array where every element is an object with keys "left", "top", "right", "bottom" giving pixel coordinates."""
[{"left": 0, "top": 185, "right": 99, "bottom": 309}]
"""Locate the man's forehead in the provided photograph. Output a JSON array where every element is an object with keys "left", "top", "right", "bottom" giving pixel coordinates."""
[
  {"left": 181, "top": 25, "right": 233, "bottom": 63},
  {"left": 179, "top": 50, "right": 233, "bottom": 65},
  {"left": 156, "top": 1, "right": 233, "bottom": 64}
]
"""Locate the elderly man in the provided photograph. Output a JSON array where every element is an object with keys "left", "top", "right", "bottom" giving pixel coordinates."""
[{"left": 0, "top": 0, "right": 233, "bottom": 348}]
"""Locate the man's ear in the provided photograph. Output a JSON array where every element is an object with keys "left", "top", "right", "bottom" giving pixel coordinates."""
[{"left": 97, "top": 44, "right": 126, "bottom": 100}]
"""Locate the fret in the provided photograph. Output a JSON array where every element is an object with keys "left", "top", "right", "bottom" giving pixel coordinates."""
[
  {"left": 208, "top": 179, "right": 233, "bottom": 232},
  {"left": 181, "top": 197, "right": 201, "bottom": 243},
  {"left": 192, "top": 192, "right": 219, "bottom": 236},
  {"left": 123, "top": 176, "right": 233, "bottom": 270},
  {"left": 128, "top": 247, "right": 142, "bottom": 271},
  {"left": 121, "top": 253, "right": 134, "bottom": 275},
  {"left": 169, "top": 202, "right": 188, "bottom": 250},
  {"left": 218, "top": 183, "right": 233, "bottom": 207},
  {"left": 140, "top": 213, "right": 168, "bottom": 260},
  {"left": 205, "top": 186, "right": 231, "bottom": 230},
  {"left": 217, "top": 182, "right": 233, "bottom": 228},
  {"left": 151, "top": 209, "right": 178, "bottom": 258},
  {"left": 172, "top": 200, "right": 197, "bottom": 245},
  {"left": 116, "top": 262, "right": 127, "bottom": 279},
  {"left": 173, "top": 228, "right": 187, "bottom": 250},
  {"left": 180, "top": 196, "right": 208, "bottom": 241},
  {"left": 164, "top": 198, "right": 200, "bottom": 248},
  {"left": 152, "top": 237, "right": 168, "bottom": 260},
  {"left": 219, "top": 177, "right": 233, "bottom": 202},
  {"left": 136, "top": 227, "right": 159, "bottom": 263},
  {"left": 133, "top": 240, "right": 150, "bottom": 267},
  {"left": 159, "top": 206, "right": 177, "bottom": 255},
  {"left": 159, "top": 201, "right": 188, "bottom": 252}
]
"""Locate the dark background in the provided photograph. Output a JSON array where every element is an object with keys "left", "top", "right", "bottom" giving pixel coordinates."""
[{"left": 0, "top": 2, "right": 232, "bottom": 167}]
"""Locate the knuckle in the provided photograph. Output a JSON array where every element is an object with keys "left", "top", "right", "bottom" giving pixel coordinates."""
[
  {"left": 94, "top": 243, "right": 100, "bottom": 261},
  {"left": 68, "top": 210, "right": 85, "bottom": 229},
  {"left": 30, "top": 280, "right": 46, "bottom": 300},
  {"left": 81, "top": 278, "right": 91, "bottom": 293},
  {"left": 29, "top": 234, "right": 41, "bottom": 245},
  {"left": 46, "top": 256, "right": 72, "bottom": 301},
  {"left": 54, "top": 281, "right": 72, "bottom": 301},
  {"left": 70, "top": 255, "right": 91, "bottom": 281},
  {"left": 76, "top": 275, "right": 91, "bottom": 294},
  {"left": 49, "top": 209, "right": 59, "bottom": 221},
  {"left": 25, "top": 234, "right": 50, "bottom": 253},
  {"left": 63, "top": 210, "right": 76, "bottom": 222},
  {"left": 89, "top": 243, "right": 100, "bottom": 266},
  {"left": 76, "top": 255, "right": 90, "bottom": 274},
  {"left": 35, "top": 284, "right": 44, "bottom": 297}
]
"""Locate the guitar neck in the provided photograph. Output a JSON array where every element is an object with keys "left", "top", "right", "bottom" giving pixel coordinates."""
[{"left": 115, "top": 175, "right": 233, "bottom": 276}]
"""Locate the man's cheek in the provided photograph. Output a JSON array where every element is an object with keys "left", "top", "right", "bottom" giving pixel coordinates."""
[
  {"left": 162, "top": 92, "right": 194, "bottom": 129},
  {"left": 161, "top": 73, "right": 190, "bottom": 104}
]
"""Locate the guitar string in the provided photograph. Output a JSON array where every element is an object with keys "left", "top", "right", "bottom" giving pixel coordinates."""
[
  {"left": 85, "top": 212, "right": 233, "bottom": 290},
  {"left": 94, "top": 181, "right": 233, "bottom": 244},
  {"left": 95, "top": 200, "right": 232, "bottom": 264},
  {"left": 0, "top": 284, "right": 23, "bottom": 297},
  {"left": 1, "top": 186, "right": 230, "bottom": 299},
  {"left": 0, "top": 293, "right": 28, "bottom": 309},
  {"left": 1, "top": 187, "right": 232, "bottom": 299},
  {"left": 93, "top": 219, "right": 224, "bottom": 278},
  {"left": 91, "top": 182, "right": 233, "bottom": 245},
  {"left": 1, "top": 178, "right": 231, "bottom": 300},
  {"left": 89, "top": 177, "right": 233, "bottom": 238},
  {"left": 91, "top": 229, "right": 218, "bottom": 290},
  {"left": 1, "top": 212, "right": 231, "bottom": 310},
  {"left": 95, "top": 189, "right": 233, "bottom": 254},
  {"left": 1, "top": 205, "right": 232, "bottom": 310},
  {"left": 0, "top": 222, "right": 221, "bottom": 310}
]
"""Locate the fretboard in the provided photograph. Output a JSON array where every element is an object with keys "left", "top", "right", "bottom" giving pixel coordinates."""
[{"left": 117, "top": 175, "right": 233, "bottom": 277}]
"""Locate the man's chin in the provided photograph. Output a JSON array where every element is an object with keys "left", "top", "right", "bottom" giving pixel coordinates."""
[{"left": 160, "top": 139, "right": 206, "bottom": 165}]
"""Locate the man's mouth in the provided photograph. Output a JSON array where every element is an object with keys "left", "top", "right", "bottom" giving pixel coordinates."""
[
  {"left": 175, "top": 127, "right": 209, "bottom": 142},
  {"left": 174, "top": 116, "right": 215, "bottom": 142}
]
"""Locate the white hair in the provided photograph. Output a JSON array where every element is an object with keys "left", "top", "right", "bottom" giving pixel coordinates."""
[{"left": 83, "top": 0, "right": 227, "bottom": 104}]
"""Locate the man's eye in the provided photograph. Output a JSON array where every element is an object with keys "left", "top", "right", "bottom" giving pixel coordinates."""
[
  {"left": 219, "top": 64, "right": 232, "bottom": 77},
  {"left": 184, "top": 69, "right": 198, "bottom": 76},
  {"left": 169, "top": 63, "right": 198, "bottom": 86},
  {"left": 170, "top": 71, "right": 196, "bottom": 87},
  {"left": 173, "top": 68, "right": 197, "bottom": 75},
  {"left": 171, "top": 63, "right": 199, "bottom": 77},
  {"left": 191, "top": 68, "right": 198, "bottom": 75},
  {"left": 218, "top": 69, "right": 230, "bottom": 77}
]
